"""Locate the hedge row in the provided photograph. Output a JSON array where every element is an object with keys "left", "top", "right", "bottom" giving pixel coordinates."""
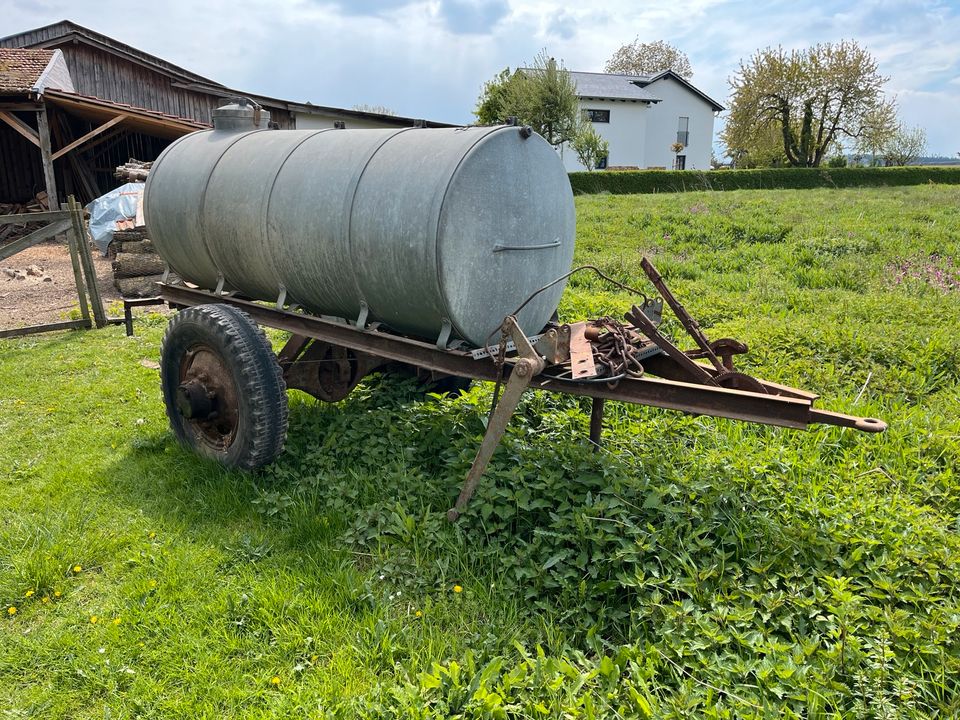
[{"left": 567, "top": 166, "right": 960, "bottom": 195}]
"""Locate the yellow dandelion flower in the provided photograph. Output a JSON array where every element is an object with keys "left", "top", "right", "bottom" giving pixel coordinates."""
[
  {"left": 54, "top": 590, "right": 62, "bottom": 598},
  {"left": 41, "top": 596, "right": 50, "bottom": 604},
  {"left": 90, "top": 615, "right": 98, "bottom": 624},
  {"left": 270, "top": 676, "right": 281, "bottom": 686},
  {"left": 149, "top": 532, "right": 156, "bottom": 539},
  {"left": 415, "top": 610, "right": 423, "bottom": 618},
  {"left": 113, "top": 617, "right": 122, "bottom": 626},
  {"left": 73, "top": 565, "right": 82, "bottom": 574},
  {"left": 453, "top": 585, "right": 463, "bottom": 594},
  {"left": 24, "top": 590, "right": 34, "bottom": 598},
  {"left": 7, "top": 606, "right": 16, "bottom": 616},
  {"left": 148, "top": 580, "right": 157, "bottom": 588}
]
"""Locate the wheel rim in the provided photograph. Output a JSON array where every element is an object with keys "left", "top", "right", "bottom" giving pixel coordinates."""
[{"left": 176, "top": 344, "right": 241, "bottom": 452}]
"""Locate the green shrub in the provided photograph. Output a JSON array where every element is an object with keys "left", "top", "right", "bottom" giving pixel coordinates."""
[{"left": 568, "top": 166, "right": 960, "bottom": 195}]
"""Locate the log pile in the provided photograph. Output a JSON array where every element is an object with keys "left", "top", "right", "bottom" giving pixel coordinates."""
[
  {"left": 114, "top": 159, "right": 152, "bottom": 183},
  {"left": 110, "top": 226, "right": 177, "bottom": 298},
  {"left": 109, "top": 161, "right": 173, "bottom": 297},
  {"left": 0, "top": 192, "right": 50, "bottom": 244}
]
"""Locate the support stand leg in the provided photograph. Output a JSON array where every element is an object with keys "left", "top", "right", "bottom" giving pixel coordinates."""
[
  {"left": 447, "top": 316, "right": 545, "bottom": 521},
  {"left": 589, "top": 397, "right": 605, "bottom": 450},
  {"left": 447, "top": 357, "right": 538, "bottom": 521}
]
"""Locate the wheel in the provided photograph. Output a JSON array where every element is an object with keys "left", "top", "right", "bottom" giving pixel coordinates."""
[
  {"left": 422, "top": 375, "right": 473, "bottom": 397},
  {"left": 160, "top": 304, "right": 288, "bottom": 470}
]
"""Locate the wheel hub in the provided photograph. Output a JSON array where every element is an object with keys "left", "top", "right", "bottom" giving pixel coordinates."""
[
  {"left": 177, "top": 346, "right": 240, "bottom": 450},
  {"left": 175, "top": 379, "right": 214, "bottom": 420}
]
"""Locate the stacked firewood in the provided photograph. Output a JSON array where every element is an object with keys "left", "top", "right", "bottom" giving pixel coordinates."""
[
  {"left": 0, "top": 192, "right": 50, "bottom": 243},
  {"left": 111, "top": 227, "right": 178, "bottom": 297},
  {"left": 114, "top": 160, "right": 152, "bottom": 183}
]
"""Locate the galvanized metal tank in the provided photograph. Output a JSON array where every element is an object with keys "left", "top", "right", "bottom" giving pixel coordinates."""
[{"left": 144, "top": 101, "right": 575, "bottom": 347}]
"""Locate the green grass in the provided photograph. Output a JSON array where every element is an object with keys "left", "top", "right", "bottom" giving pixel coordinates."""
[{"left": 1, "top": 185, "right": 958, "bottom": 717}]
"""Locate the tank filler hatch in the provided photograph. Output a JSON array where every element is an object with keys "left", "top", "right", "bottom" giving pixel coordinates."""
[{"left": 212, "top": 97, "right": 272, "bottom": 132}]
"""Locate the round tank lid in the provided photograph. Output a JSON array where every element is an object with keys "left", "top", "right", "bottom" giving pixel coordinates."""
[{"left": 213, "top": 97, "right": 272, "bottom": 132}]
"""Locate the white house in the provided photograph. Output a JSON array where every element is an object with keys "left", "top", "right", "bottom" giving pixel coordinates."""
[{"left": 560, "top": 70, "right": 724, "bottom": 172}]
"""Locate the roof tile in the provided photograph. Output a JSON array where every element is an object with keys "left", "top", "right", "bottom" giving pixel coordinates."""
[{"left": 0, "top": 47, "right": 54, "bottom": 94}]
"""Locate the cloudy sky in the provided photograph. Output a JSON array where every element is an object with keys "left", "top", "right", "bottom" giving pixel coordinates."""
[{"left": 4, "top": 0, "right": 959, "bottom": 155}]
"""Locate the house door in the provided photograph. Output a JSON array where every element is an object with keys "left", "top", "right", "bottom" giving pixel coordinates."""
[{"left": 675, "top": 155, "right": 686, "bottom": 170}]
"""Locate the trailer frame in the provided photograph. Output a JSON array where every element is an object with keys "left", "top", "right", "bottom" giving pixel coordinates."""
[{"left": 157, "top": 271, "right": 886, "bottom": 519}]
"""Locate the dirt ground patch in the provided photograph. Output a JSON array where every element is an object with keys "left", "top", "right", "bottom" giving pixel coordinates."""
[{"left": 0, "top": 240, "right": 124, "bottom": 331}]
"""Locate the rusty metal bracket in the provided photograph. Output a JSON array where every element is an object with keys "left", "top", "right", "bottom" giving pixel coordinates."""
[
  {"left": 569, "top": 322, "right": 598, "bottom": 379},
  {"left": 448, "top": 316, "right": 545, "bottom": 521},
  {"left": 641, "top": 257, "right": 724, "bottom": 371},
  {"left": 625, "top": 304, "right": 714, "bottom": 384}
]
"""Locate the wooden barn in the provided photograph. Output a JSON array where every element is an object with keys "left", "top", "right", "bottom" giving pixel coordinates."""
[{"left": 0, "top": 20, "right": 451, "bottom": 208}]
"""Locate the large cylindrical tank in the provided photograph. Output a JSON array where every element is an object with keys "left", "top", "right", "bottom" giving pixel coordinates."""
[{"left": 144, "top": 102, "right": 575, "bottom": 347}]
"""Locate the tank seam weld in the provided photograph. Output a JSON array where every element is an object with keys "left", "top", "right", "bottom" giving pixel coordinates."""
[
  {"left": 262, "top": 130, "right": 334, "bottom": 306},
  {"left": 344, "top": 127, "right": 417, "bottom": 326},
  {"left": 143, "top": 129, "right": 211, "bottom": 276},
  {"left": 198, "top": 129, "right": 271, "bottom": 291}
]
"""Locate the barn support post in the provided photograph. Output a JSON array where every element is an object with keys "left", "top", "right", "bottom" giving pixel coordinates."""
[{"left": 36, "top": 106, "right": 58, "bottom": 209}]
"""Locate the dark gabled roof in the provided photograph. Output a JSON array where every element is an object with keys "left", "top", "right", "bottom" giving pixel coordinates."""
[
  {"left": 566, "top": 71, "right": 661, "bottom": 103},
  {"left": 633, "top": 70, "right": 725, "bottom": 112},
  {"left": 0, "top": 47, "right": 56, "bottom": 94},
  {"left": 521, "top": 66, "right": 724, "bottom": 111},
  {"left": 0, "top": 20, "right": 456, "bottom": 127}
]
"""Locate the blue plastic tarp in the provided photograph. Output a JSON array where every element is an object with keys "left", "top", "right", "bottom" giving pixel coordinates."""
[{"left": 85, "top": 183, "right": 144, "bottom": 255}]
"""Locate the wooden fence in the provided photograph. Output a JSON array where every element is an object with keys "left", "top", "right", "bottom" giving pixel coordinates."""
[{"left": 0, "top": 195, "right": 107, "bottom": 339}]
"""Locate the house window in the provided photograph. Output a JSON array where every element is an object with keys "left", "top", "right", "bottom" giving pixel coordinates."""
[
  {"left": 583, "top": 109, "right": 610, "bottom": 123},
  {"left": 674, "top": 155, "right": 686, "bottom": 170},
  {"left": 597, "top": 155, "right": 608, "bottom": 170},
  {"left": 676, "top": 116, "right": 689, "bottom": 145}
]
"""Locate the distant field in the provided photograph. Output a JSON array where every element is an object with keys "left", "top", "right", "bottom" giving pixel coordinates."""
[{"left": 1, "top": 185, "right": 958, "bottom": 717}]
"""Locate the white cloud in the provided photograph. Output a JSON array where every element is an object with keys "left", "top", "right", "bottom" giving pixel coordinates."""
[{"left": 2, "top": 0, "right": 958, "bottom": 151}]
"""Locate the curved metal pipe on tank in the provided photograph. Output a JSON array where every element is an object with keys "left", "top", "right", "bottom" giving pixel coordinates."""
[{"left": 144, "top": 102, "right": 576, "bottom": 347}]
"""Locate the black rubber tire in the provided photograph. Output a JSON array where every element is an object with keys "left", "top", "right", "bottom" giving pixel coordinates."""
[
  {"left": 160, "top": 304, "right": 288, "bottom": 470},
  {"left": 422, "top": 375, "right": 473, "bottom": 397}
]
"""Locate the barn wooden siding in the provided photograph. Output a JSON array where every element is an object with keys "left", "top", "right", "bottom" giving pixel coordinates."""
[
  {"left": 54, "top": 45, "right": 293, "bottom": 128},
  {"left": 2, "top": 24, "right": 294, "bottom": 128},
  {"left": 0, "top": 121, "right": 45, "bottom": 204}
]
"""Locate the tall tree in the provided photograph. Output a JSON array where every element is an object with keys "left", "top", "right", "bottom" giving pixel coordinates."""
[
  {"left": 604, "top": 39, "right": 693, "bottom": 79},
  {"left": 854, "top": 99, "right": 898, "bottom": 165},
  {"left": 473, "top": 51, "right": 581, "bottom": 147},
  {"left": 474, "top": 68, "right": 520, "bottom": 125},
  {"left": 883, "top": 125, "right": 926, "bottom": 166},
  {"left": 722, "top": 40, "right": 888, "bottom": 167}
]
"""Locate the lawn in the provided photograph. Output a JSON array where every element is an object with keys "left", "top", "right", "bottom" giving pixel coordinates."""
[{"left": 1, "top": 185, "right": 958, "bottom": 718}]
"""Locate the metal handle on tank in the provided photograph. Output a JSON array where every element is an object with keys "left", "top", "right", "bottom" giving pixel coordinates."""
[{"left": 493, "top": 238, "right": 561, "bottom": 252}]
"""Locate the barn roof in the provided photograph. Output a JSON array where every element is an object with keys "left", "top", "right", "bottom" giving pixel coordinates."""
[
  {"left": 0, "top": 48, "right": 57, "bottom": 94},
  {"left": 0, "top": 21, "right": 220, "bottom": 89},
  {"left": 43, "top": 89, "right": 210, "bottom": 139},
  {"left": 0, "top": 20, "right": 456, "bottom": 127}
]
